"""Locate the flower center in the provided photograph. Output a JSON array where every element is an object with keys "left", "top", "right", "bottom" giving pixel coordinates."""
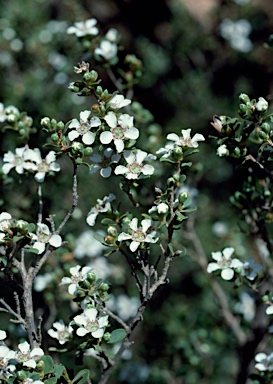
[
  {"left": 58, "top": 330, "right": 70, "bottom": 342},
  {"left": 128, "top": 162, "right": 141, "bottom": 174},
  {"left": 37, "top": 161, "right": 50, "bottom": 173},
  {"left": 111, "top": 126, "right": 125, "bottom": 140},
  {"left": 17, "top": 352, "right": 29, "bottom": 362},
  {"left": 132, "top": 230, "right": 146, "bottom": 242},
  {"left": 219, "top": 259, "right": 231, "bottom": 269},
  {"left": 78, "top": 122, "right": 91, "bottom": 135},
  {"left": 86, "top": 321, "right": 99, "bottom": 333},
  {"left": 38, "top": 233, "right": 51, "bottom": 243},
  {"left": 182, "top": 138, "right": 192, "bottom": 147},
  {"left": 14, "top": 156, "right": 23, "bottom": 166}
]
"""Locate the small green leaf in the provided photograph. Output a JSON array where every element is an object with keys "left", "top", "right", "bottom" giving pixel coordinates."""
[
  {"left": 107, "top": 328, "right": 127, "bottom": 344},
  {"left": 44, "top": 378, "right": 57, "bottom": 384},
  {"left": 26, "top": 247, "right": 39, "bottom": 254},
  {"left": 72, "top": 369, "right": 90, "bottom": 384},
  {"left": 54, "top": 364, "right": 66, "bottom": 378},
  {"left": 41, "top": 355, "right": 54, "bottom": 374}
]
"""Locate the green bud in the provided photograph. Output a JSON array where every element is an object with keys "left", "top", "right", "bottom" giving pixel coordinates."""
[
  {"left": 233, "top": 147, "right": 241, "bottom": 157},
  {"left": 239, "top": 93, "right": 250, "bottom": 104},
  {"left": 87, "top": 271, "right": 96, "bottom": 282},
  {"left": 17, "top": 371, "right": 27, "bottom": 380},
  {"left": 172, "top": 146, "right": 183, "bottom": 159},
  {"left": 82, "top": 280, "right": 91, "bottom": 289},
  {"left": 19, "top": 128, "right": 26, "bottom": 136},
  {"left": 84, "top": 147, "right": 93, "bottom": 156},
  {"left": 36, "top": 360, "right": 45, "bottom": 371},
  {"left": 101, "top": 89, "right": 109, "bottom": 99},
  {"left": 74, "top": 289, "right": 86, "bottom": 297},
  {"left": 51, "top": 119, "right": 57, "bottom": 128},
  {"left": 72, "top": 142, "right": 84, "bottom": 153},
  {"left": 178, "top": 192, "right": 188, "bottom": 204},
  {"left": 239, "top": 104, "right": 247, "bottom": 113},
  {"left": 262, "top": 294, "right": 269, "bottom": 302},
  {"left": 18, "top": 121, "right": 25, "bottom": 129},
  {"left": 83, "top": 71, "right": 95, "bottom": 83},
  {"left": 258, "top": 130, "right": 267, "bottom": 140},
  {"left": 100, "top": 283, "right": 109, "bottom": 292},
  {"left": 103, "top": 332, "right": 111, "bottom": 342},
  {"left": 96, "top": 86, "right": 103, "bottom": 96},
  {"left": 261, "top": 122, "right": 271, "bottom": 133},
  {"left": 57, "top": 121, "right": 65, "bottom": 130},
  {"left": 264, "top": 190, "right": 271, "bottom": 197},
  {"left": 51, "top": 133, "right": 59, "bottom": 142}
]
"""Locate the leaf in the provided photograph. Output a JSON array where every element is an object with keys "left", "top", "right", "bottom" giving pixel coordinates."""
[
  {"left": 107, "top": 328, "right": 127, "bottom": 344},
  {"left": 72, "top": 369, "right": 90, "bottom": 384},
  {"left": 25, "top": 247, "right": 39, "bottom": 254},
  {"left": 41, "top": 355, "right": 54, "bottom": 374},
  {"left": 44, "top": 378, "right": 57, "bottom": 384},
  {"left": 54, "top": 364, "right": 66, "bottom": 378}
]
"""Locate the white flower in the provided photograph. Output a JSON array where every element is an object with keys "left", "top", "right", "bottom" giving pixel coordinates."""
[
  {"left": 0, "top": 330, "right": 6, "bottom": 340},
  {"left": 100, "top": 112, "right": 139, "bottom": 153},
  {"left": 118, "top": 218, "right": 158, "bottom": 252},
  {"left": 167, "top": 128, "right": 205, "bottom": 148},
  {"left": 266, "top": 305, "right": 273, "bottom": 316},
  {"left": 255, "top": 352, "right": 273, "bottom": 372},
  {"left": 207, "top": 247, "right": 243, "bottom": 280},
  {"left": 88, "top": 257, "right": 112, "bottom": 279},
  {"left": 107, "top": 94, "right": 131, "bottom": 110},
  {"left": 114, "top": 149, "right": 154, "bottom": 179},
  {"left": 60, "top": 265, "right": 93, "bottom": 295},
  {"left": 74, "top": 230, "right": 106, "bottom": 259},
  {"left": 95, "top": 40, "right": 118, "bottom": 61},
  {"left": 26, "top": 148, "right": 61, "bottom": 182},
  {"left": 86, "top": 193, "right": 116, "bottom": 226},
  {"left": 2, "top": 146, "right": 35, "bottom": 175},
  {"left": 156, "top": 142, "right": 175, "bottom": 159},
  {"left": 48, "top": 320, "right": 73, "bottom": 345},
  {"left": 105, "top": 28, "right": 119, "bottom": 42},
  {"left": 89, "top": 148, "right": 121, "bottom": 178},
  {"left": 32, "top": 223, "right": 62, "bottom": 254},
  {"left": 211, "top": 221, "right": 228, "bottom": 238},
  {"left": 241, "top": 258, "right": 262, "bottom": 281},
  {"left": 73, "top": 308, "right": 109, "bottom": 338},
  {"left": 235, "top": 291, "right": 255, "bottom": 322},
  {"left": 0, "top": 345, "right": 16, "bottom": 378},
  {"left": 15, "top": 341, "right": 44, "bottom": 368},
  {"left": 0, "top": 103, "right": 6, "bottom": 122},
  {"left": 115, "top": 295, "right": 139, "bottom": 321},
  {"left": 34, "top": 273, "right": 53, "bottom": 292},
  {"left": 217, "top": 144, "right": 229, "bottom": 157},
  {"left": 256, "top": 97, "right": 268, "bottom": 112},
  {"left": 68, "top": 110, "right": 100, "bottom": 145},
  {"left": 67, "top": 19, "right": 99, "bottom": 37},
  {"left": 148, "top": 202, "right": 169, "bottom": 215},
  {"left": 219, "top": 18, "right": 253, "bottom": 53}
]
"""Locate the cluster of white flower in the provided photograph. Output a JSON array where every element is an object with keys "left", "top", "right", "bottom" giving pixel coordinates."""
[
  {"left": 0, "top": 332, "right": 44, "bottom": 379},
  {"left": 219, "top": 18, "right": 253, "bottom": 53},
  {"left": 207, "top": 247, "right": 243, "bottom": 280},
  {"left": 2, "top": 146, "right": 60, "bottom": 182},
  {"left": 118, "top": 217, "right": 158, "bottom": 252}
]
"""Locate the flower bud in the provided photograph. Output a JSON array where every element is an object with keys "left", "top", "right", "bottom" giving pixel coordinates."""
[
  {"left": 100, "top": 283, "right": 109, "bottom": 292},
  {"left": 258, "top": 130, "right": 267, "bottom": 140},
  {"left": 233, "top": 147, "right": 241, "bottom": 157},
  {"left": 82, "top": 280, "right": 91, "bottom": 289},
  {"left": 108, "top": 226, "right": 117, "bottom": 236},
  {"left": 87, "top": 271, "right": 96, "bottom": 282},
  {"left": 57, "top": 121, "right": 65, "bottom": 130},
  {"left": 84, "top": 147, "right": 93, "bottom": 156},
  {"left": 68, "top": 83, "right": 80, "bottom": 93},
  {"left": 178, "top": 192, "right": 188, "bottom": 204},
  {"left": 41, "top": 117, "right": 51, "bottom": 127},
  {"left": 19, "top": 128, "right": 26, "bottom": 136},
  {"left": 51, "top": 133, "right": 59, "bottom": 142},
  {"left": 96, "top": 86, "right": 103, "bottom": 96},
  {"left": 239, "top": 104, "right": 247, "bottom": 114},
  {"left": 89, "top": 70, "right": 99, "bottom": 82},
  {"left": 103, "top": 332, "right": 111, "bottom": 342},
  {"left": 239, "top": 93, "right": 250, "bottom": 104},
  {"left": 51, "top": 119, "right": 57, "bottom": 128},
  {"left": 256, "top": 97, "right": 268, "bottom": 112},
  {"left": 104, "top": 235, "right": 115, "bottom": 244},
  {"left": 92, "top": 104, "right": 100, "bottom": 113},
  {"left": 261, "top": 122, "right": 271, "bottom": 133},
  {"left": 36, "top": 360, "right": 45, "bottom": 371}
]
